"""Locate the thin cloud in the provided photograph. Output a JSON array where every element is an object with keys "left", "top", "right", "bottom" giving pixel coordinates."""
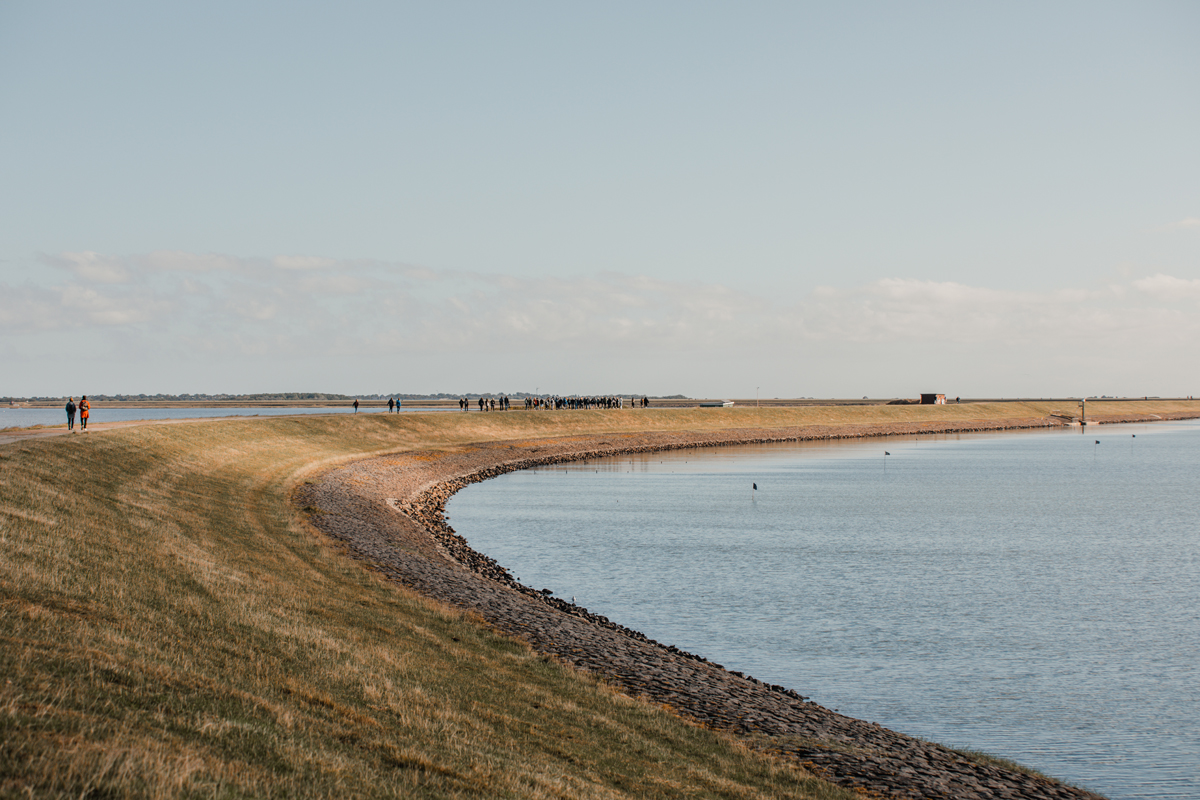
[
  {"left": 1157, "top": 217, "right": 1200, "bottom": 232},
  {"left": 144, "top": 250, "right": 249, "bottom": 273},
  {"left": 273, "top": 255, "right": 337, "bottom": 270},
  {"left": 801, "top": 278, "right": 1188, "bottom": 345},
  {"left": 7, "top": 252, "right": 1200, "bottom": 371},
  {"left": 1132, "top": 273, "right": 1200, "bottom": 302},
  {"left": 42, "top": 251, "right": 132, "bottom": 284},
  {"left": 297, "top": 274, "right": 370, "bottom": 295},
  {"left": 0, "top": 285, "right": 66, "bottom": 330}
]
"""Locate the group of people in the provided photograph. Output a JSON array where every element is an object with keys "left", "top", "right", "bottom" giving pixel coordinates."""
[
  {"left": 64, "top": 394, "right": 650, "bottom": 426},
  {"left": 64, "top": 396, "right": 90, "bottom": 431},
  {"left": 531, "top": 395, "right": 629, "bottom": 410},
  {"left": 352, "top": 398, "right": 404, "bottom": 412},
  {"left": 455, "top": 395, "right": 651, "bottom": 411},
  {"left": 461, "top": 396, "right": 511, "bottom": 411}
]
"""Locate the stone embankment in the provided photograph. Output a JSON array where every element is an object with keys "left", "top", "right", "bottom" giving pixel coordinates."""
[{"left": 299, "top": 415, "right": 1178, "bottom": 799}]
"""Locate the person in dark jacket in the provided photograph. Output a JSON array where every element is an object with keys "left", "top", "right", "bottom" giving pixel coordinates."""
[{"left": 65, "top": 397, "right": 76, "bottom": 431}]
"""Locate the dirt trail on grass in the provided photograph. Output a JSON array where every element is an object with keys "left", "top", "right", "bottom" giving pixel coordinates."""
[{"left": 303, "top": 413, "right": 1196, "bottom": 800}]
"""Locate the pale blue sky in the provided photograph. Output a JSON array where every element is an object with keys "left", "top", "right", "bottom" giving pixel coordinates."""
[{"left": 2, "top": 2, "right": 1198, "bottom": 397}]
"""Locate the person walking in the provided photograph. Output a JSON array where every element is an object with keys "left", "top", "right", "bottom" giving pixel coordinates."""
[
  {"left": 353, "top": 399, "right": 359, "bottom": 413},
  {"left": 65, "top": 397, "right": 76, "bottom": 431},
  {"left": 79, "top": 396, "right": 90, "bottom": 430},
  {"left": 388, "top": 398, "right": 395, "bottom": 413}
]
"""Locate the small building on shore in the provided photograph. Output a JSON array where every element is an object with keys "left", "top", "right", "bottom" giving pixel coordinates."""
[{"left": 920, "top": 393, "right": 946, "bottom": 405}]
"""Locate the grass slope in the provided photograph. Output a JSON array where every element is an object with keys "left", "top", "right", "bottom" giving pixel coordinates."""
[{"left": 2, "top": 402, "right": 1194, "bottom": 798}]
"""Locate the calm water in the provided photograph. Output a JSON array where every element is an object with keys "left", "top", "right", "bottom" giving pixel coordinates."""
[
  {"left": 448, "top": 422, "right": 1200, "bottom": 800},
  {"left": 0, "top": 405, "right": 439, "bottom": 429}
]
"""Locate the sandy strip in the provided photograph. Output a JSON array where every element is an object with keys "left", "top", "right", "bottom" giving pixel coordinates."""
[{"left": 296, "top": 414, "right": 1200, "bottom": 799}]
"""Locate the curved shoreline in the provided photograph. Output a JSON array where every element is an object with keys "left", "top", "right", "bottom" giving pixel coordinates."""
[{"left": 299, "top": 414, "right": 1186, "bottom": 799}]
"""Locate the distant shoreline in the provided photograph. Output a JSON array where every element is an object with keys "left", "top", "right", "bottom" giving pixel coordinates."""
[{"left": 9, "top": 396, "right": 1188, "bottom": 410}]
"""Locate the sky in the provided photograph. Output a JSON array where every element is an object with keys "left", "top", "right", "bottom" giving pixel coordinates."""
[{"left": 2, "top": 1, "right": 1198, "bottom": 399}]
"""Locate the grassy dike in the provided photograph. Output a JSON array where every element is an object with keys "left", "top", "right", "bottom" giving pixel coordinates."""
[{"left": 2, "top": 401, "right": 1195, "bottom": 798}]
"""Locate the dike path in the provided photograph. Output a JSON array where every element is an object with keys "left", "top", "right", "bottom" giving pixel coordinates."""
[{"left": 297, "top": 415, "right": 1173, "bottom": 800}]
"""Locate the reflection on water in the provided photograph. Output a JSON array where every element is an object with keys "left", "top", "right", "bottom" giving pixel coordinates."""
[{"left": 449, "top": 422, "right": 1200, "bottom": 800}]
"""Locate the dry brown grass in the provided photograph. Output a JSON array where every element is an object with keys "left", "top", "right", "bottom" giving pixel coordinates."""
[{"left": 2, "top": 401, "right": 1195, "bottom": 797}]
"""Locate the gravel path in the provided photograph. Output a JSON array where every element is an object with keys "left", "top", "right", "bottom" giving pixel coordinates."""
[{"left": 297, "top": 416, "right": 1174, "bottom": 799}]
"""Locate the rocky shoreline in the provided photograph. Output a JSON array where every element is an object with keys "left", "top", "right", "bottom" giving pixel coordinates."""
[{"left": 299, "top": 414, "right": 1190, "bottom": 799}]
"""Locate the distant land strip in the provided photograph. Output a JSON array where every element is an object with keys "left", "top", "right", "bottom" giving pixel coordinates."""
[{"left": 8, "top": 394, "right": 1186, "bottom": 408}]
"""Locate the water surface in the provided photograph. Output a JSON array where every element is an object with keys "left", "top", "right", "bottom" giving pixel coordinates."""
[{"left": 448, "top": 422, "right": 1200, "bottom": 799}]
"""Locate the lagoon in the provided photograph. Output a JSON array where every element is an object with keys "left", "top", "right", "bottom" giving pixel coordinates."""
[{"left": 448, "top": 421, "right": 1200, "bottom": 800}]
